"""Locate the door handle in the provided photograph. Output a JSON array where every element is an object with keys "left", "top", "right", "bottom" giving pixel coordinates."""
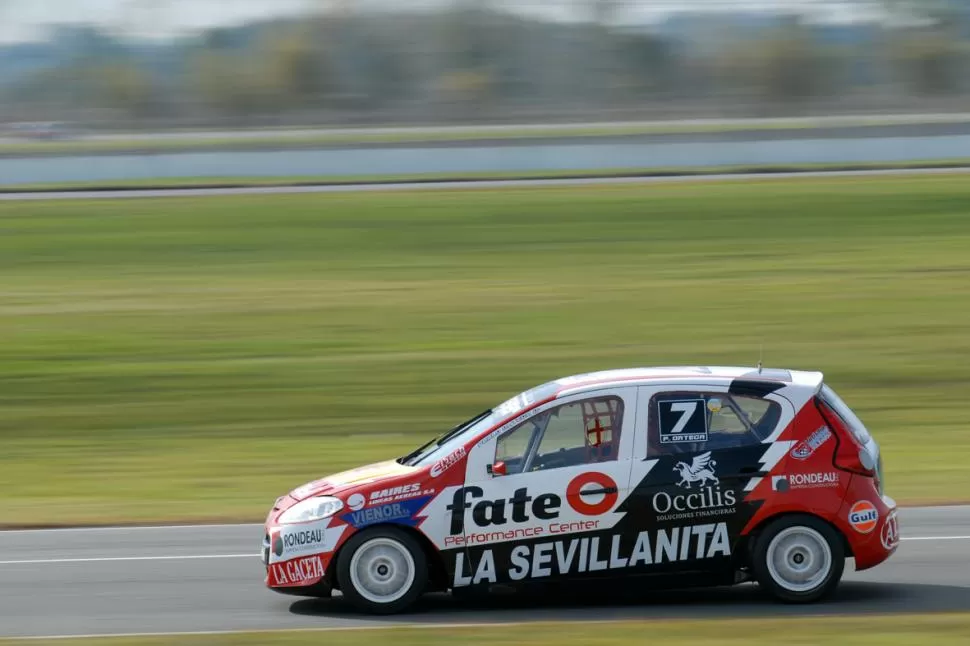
[{"left": 579, "top": 487, "right": 617, "bottom": 496}]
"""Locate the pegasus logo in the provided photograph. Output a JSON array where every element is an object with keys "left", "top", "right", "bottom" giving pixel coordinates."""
[{"left": 674, "top": 451, "right": 719, "bottom": 489}]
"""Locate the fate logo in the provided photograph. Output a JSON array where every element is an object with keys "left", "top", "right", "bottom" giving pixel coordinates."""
[{"left": 446, "top": 471, "right": 619, "bottom": 535}]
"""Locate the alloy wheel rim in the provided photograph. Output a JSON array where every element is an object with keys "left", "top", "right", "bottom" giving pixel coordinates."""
[
  {"left": 348, "top": 537, "right": 416, "bottom": 605},
  {"left": 765, "top": 526, "right": 832, "bottom": 593}
]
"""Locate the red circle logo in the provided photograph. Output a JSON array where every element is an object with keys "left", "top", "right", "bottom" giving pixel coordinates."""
[
  {"left": 848, "top": 500, "right": 879, "bottom": 534},
  {"left": 566, "top": 472, "right": 618, "bottom": 516}
]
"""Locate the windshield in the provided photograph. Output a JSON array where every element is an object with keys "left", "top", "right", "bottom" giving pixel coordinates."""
[{"left": 398, "top": 379, "right": 562, "bottom": 467}]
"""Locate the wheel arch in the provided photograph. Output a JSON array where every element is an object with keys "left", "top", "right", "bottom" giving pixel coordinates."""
[
  {"left": 740, "top": 510, "right": 854, "bottom": 566},
  {"left": 326, "top": 523, "right": 449, "bottom": 592}
]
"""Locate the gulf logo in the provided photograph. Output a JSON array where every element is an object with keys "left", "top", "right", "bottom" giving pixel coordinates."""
[{"left": 848, "top": 500, "right": 879, "bottom": 534}]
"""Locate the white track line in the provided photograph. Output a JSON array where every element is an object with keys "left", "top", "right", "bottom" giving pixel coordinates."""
[
  {"left": 0, "top": 536, "right": 965, "bottom": 566},
  {"left": 0, "top": 553, "right": 258, "bottom": 565},
  {"left": 0, "top": 522, "right": 263, "bottom": 534}
]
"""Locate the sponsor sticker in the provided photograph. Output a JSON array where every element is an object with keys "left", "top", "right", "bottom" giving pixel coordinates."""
[
  {"left": 848, "top": 500, "right": 879, "bottom": 534},
  {"left": 453, "top": 522, "right": 732, "bottom": 587},
  {"left": 657, "top": 399, "right": 709, "bottom": 444},
  {"left": 269, "top": 554, "right": 327, "bottom": 587},
  {"left": 476, "top": 406, "right": 542, "bottom": 448},
  {"left": 346, "top": 493, "right": 366, "bottom": 511},
  {"left": 270, "top": 519, "right": 345, "bottom": 561},
  {"left": 339, "top": 496, "right": 432, "bottom": 529},
  {"left": 443, "top": 471, "right": 621, "bottom": 545},
  {"left": 430, "top": 446, "right": 466, "bottom": 478},
  {"left": 881, "top": 510, "right": 900, "bottom": 550},
  {"left": 771, "top": 475, "right": 790, "bottom": 492},
  {"left": 655, "top": 454, "right": 736, "bottom": 522},
  {"left": 772, "top": 472, "right": 840, "bottom": 492},
  {"left": 272, "top": 526, "right": 325, "bottom": 559},
  {"left": 790, "top": 426, "right": 833, "bottom": 460}
]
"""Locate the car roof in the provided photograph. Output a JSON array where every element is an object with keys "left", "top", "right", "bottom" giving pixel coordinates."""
[{"left": 551, "top": 365, "right": 824, "bottom": 397}]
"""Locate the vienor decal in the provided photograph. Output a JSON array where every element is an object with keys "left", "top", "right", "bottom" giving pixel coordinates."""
[
  {"left": 430, "top": 446, "right": 466, "bottom": 478},
  {"left": 453, "top": 522, "right": 731, "bottom": 586},
  {"left": 790, "top": 426, "right": 833, "bottom": 460},
  {"left": 339, "top": 496, "right": 432, "bottom": 529}
]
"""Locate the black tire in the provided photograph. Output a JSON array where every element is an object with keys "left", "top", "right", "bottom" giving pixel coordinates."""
[
  {"left": 335, "top": 526, "right": 428, "bottom": 615},
  {"left": 751, "top": 514, "right": 845, "bottom": 603}
]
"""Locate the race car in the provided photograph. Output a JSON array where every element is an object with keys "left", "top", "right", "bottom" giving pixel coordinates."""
[{"left": 262, "top": 366, "right": 898, "bottom": 614}]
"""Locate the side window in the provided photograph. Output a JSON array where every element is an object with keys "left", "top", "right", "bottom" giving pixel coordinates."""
[
  {"left": 648, "top": 391, "right": 780, "bottom": 455},
  {"left": 495, "top": 396, "right": 624, "bottom": 474}
]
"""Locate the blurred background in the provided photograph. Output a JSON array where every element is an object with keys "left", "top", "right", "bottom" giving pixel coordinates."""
[
  {"left": 2, "top": 0, "right": 970, "bottom": 132},
  {"left": 2, "top": 2, "right": 970, "bottom": 640}
]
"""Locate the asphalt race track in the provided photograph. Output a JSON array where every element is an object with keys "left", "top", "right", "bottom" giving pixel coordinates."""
[{"left": 1, "top": 506, "right": 969, "bottom": 639}]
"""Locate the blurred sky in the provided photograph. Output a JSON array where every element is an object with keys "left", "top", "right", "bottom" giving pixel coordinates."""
[{"left": 0, "top": 0, "right": 882, "bottom": 44}]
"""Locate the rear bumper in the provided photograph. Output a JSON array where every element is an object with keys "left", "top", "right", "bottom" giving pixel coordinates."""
[{"left": 841, "top": 493, "right": 899, "bottom": 570}]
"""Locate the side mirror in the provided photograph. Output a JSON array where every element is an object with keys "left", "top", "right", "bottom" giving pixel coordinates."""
[{"left": 486, "top": 461, "right": 507, "bottom": 477}]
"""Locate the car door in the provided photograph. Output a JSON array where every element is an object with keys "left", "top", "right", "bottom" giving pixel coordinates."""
[
  {"left": 619, "top": 383, "right": 795, "bottom": 578},
  {"left": 452, "top": 387, "right": 637, "bottom": 587}
]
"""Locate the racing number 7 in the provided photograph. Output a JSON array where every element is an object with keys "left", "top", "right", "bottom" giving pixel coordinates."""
[{"left": 668, "top": 401, "right": 698, "bottom": 435}]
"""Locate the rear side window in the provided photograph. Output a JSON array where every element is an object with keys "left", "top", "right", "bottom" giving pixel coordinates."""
[
  {"left": 818, "top": 384, "right": 872, "bottom": 445},
  {"left": 647, "top": 391, "right": 782, "bottom": 455}
]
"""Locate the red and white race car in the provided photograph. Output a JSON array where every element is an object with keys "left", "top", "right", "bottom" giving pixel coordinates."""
[{"left": 262, "top": 366, "right": 898, "bottom": 614}]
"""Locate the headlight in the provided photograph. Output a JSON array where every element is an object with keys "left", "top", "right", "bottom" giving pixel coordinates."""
[{"left": 278, "top": 496, "right": 344, "bottom": 524}]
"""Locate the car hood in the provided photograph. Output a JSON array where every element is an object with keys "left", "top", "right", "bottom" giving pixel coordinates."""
[{"left": 287, "top": 459, "right": 419, "bottom": 501}]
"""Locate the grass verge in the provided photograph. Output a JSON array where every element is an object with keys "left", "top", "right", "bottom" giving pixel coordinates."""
[
  {"left": 4, "top": 614, "right": 970, "bottom": 644},
  {"left": 1, "top": 173, "right": 970, "bottom": 525}
]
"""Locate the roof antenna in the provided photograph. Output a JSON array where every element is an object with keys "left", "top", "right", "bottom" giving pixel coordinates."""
[{"left": 757, "top": 344, "right": 763, "bottom": 374}]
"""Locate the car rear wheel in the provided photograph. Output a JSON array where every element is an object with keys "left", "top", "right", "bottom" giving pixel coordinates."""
[
  {"left": 335, "top": 527, "right": 427, "bottom": 614},
  {"left": 751, "top": 514, "right": 845, "bottom": 603}
]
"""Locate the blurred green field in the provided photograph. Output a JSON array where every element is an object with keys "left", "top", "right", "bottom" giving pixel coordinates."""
[
  {"left": 5, "top": 614, "right": 970, "bottom": 645},
  {"left": 1, "top": 174, "right": 969, "bottom": 526}
]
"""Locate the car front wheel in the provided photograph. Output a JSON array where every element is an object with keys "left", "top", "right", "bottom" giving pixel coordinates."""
[
  {"left": 335, "top": 526, "right": 428, "bottom": 614},
  {"left": 751, "top": 514, "right": 845, "bottom": 603}
]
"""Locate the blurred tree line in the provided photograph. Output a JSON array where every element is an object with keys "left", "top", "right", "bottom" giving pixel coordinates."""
[{"left": 2, "top": 1, "right": 970, "bottom": 129}]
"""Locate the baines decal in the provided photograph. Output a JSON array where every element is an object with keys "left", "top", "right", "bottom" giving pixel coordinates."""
[{"left": 790, "top": 426, "right": 832, "bottom": 460}]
